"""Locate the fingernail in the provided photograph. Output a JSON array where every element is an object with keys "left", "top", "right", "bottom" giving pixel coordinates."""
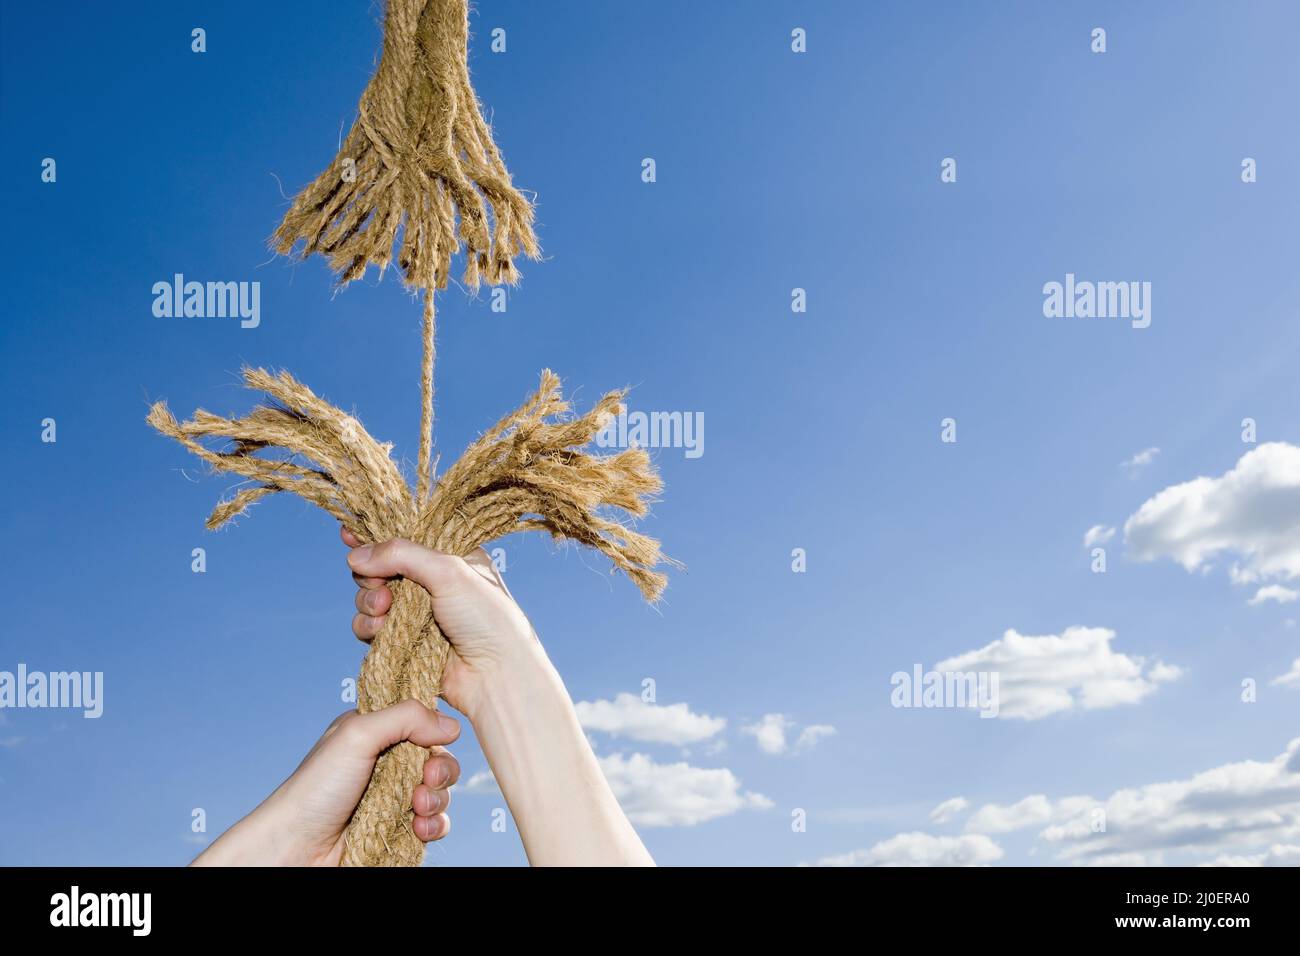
[
  {"left": 365, "top": 590, "right": 382, "bottom": 612},
  {"left": 437, "top": 713, "right": 459, "bottom": 735},
  {"left": 349, "top": 544, "right": 373, "bottom": 567}
]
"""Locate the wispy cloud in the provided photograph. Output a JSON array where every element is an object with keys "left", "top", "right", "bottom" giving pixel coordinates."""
[
  {"left": 1121, "top": 446, "right": 1161, "bottom": 476},
  {"left": 811, "top": 832, "right": 1003, "bottom": 867},
  {"left": 1083, "top": 525, "right": 1115, "bottom": 548},
  {"left": 929, "top": 797, "right": 969, "bottom": 824},
  {"left": 460, "top": 769, "right": 500, "bottom": 795},
  {"left": 1270, "top": 659, "right": 1300, "bottom": 689},
  {"left": 1206, "top": 846, "right": 1300, "bottom": 867},
  {"left": 966, "top": 795, "right": 1053, "bottom": 833},
  {"left": 1249, "top": 584, "right": 1298, "bottom": 606},
  {"left": 741, "top": 713, "right": 836, "bottom": 755},
  {"left": 963, "top": 738, "right": 1300, "bottom": 865}
]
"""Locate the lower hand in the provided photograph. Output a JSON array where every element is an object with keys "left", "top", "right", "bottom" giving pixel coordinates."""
[{"left": 192, "top": 700, "right": 461, "bottom": 866}]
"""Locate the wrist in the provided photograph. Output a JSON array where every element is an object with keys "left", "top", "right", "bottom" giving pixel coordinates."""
[
  {"left": 191, "top": 800, "right": 292, "bottom": 866},
  {"left": 456, "top": 638, "right": 556, "bottom": 727},
  {"left": 449, "top": 639, "right": 551, "bottom": 723}
]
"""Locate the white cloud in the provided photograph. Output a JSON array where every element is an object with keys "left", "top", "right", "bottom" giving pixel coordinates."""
[
  {"left": 1121, "top": 447, "right": 1161, "bottom": 475},
  {"left": 575, "top": 693, "right": 726, "bottom": 746},
  {"left": 929, "top": 797, "right": 969, "bottom": 824},
  {"left": 1124, "top": 442, "right": 1300, "bottom": 584},
  {"left": 1029, "top": 738, "right": 1300, "bottom": 864},
  {"left": 1249, "top": 584, "right": 1298, "bottom": 606},
  {"left": 1270, "top": 659, "right": 1300, "bottom": 689},
  {"left": 1205, "top": 845, "right": 1300, "bottom": 867},
  {"left": 597, "top": 752, "right": 771, "bottom": 827},
  {"left": 461, "top": 753, "right": 771, "bottom": 829},
  {"left": 966, "top": 795, "right": 1053, "bottom": 834},
  {"left": 812, "top": 832, "right": 1003, "bottom": 867},
  {"left": 947, "top": 739, "right": 1300, "bottom": 865},
  {"left": 934, "top": 626, "right": 1180, "bottom": 720},
  {"left": 741, "top": 713, "right": 836, "bottom": 755},
  {"left": 459, "top": 769, "right": 500, "bottom": 795},
  {"left": 796, "top": 724, "right": 837, "bottom": 749},
  {"left": 1083, "top": 525, "right": 1116, "bottom": 548}
]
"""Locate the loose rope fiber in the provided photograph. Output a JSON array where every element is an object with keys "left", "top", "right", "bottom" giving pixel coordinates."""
[{"left": 149, "top": 0, "right": 672, "bottom": 867}]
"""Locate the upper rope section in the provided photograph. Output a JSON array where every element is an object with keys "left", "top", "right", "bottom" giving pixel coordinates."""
[{"left": 272, "top": 0, "right": 540, "bottom": 292}]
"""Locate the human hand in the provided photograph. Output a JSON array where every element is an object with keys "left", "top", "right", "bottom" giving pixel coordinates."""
[
  {"left": 192, "top": 700, "right": 461, "bottom": 866},
  {"left": 342, "top": 530, "right": 543, "bottom": 722},
  {"left": 343, "top": 531, "right": 654, "bottom": 866}
]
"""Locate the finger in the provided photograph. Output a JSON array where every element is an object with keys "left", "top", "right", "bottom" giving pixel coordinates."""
[
  {"left": 347, "top": 539, "right": 479, "bottom": 600},
  {"left": 340, "top": 699, "right": 461, "bottom": 756},
  {"left": 354, "top": 586, "right": 392, "bottom": 616},
  {"left": 343, "top": 527, "right": 385, "bottom": 589},
  {"left": 423, "top": 751, "right": 461, "bottom": 789},
  {"left": 413, "top": 812, "right": 449, "bottom": 843},
  {"left": 412, "top": 783, "right": 451, "bottom": 817},
  {"left": 352, "top": 612, "right": 385, "bottom": 642}
]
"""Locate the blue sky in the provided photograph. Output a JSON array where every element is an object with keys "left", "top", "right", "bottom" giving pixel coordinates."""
[{"left": 2, "top": 0, "right": 1299, "bottom": 867}]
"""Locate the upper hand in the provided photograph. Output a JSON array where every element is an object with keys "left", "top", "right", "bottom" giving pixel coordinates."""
[{"left": 342, "top": 529, "right": 542, "bottom": 721}]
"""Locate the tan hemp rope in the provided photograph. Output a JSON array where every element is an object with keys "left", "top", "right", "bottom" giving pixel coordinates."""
[{"left": 148, "top": 0, "right": 671, "bottom": 867}]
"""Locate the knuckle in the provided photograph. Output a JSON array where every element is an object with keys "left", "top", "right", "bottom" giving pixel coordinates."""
[{"left": 397, "top": 698, "right": 426, "bottom": 721}]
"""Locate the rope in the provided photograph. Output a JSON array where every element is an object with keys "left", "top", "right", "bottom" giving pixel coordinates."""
[
  {"left": 148, "top": 0, "right": 669, "bottom": 867},
  {"left": 417, "top": 287, "right": 436, "bottom": 502}
]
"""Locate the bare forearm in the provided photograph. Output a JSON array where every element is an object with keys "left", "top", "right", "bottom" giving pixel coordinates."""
[{"left": 470, "top": 644, "right": 654, "bottom": 866}]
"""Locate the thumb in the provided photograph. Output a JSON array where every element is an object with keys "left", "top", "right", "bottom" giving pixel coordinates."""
[
  {"left": 347, "top": 538, "right": 471, "bottom": 598},
  {"left": 341, "top": 699, "right": 461, "bottom": 756}
]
